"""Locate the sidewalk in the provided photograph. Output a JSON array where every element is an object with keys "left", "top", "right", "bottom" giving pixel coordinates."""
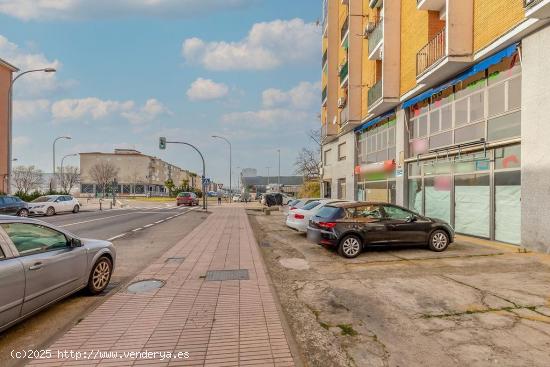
[{"left": 29, "top": 207, "right": 296, "bottom": 367}]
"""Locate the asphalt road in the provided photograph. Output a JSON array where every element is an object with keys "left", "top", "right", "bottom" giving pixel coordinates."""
[{"left": 0, "top": 204, "right": 207, "bottom": 367}]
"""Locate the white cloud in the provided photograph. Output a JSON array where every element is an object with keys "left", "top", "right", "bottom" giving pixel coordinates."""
[
  {"left": 51, "top": 97, "right": 135, "bottom": 121},
  {"left": 0, "top": 0, "right": 255, "bottom": 21},
  {"left": 13, "top": 136, "right": 31, "bottom": 149},
  {"left": 121, "top": 98, "right": 172, "bottom": 124},
  {"left": 262, "top": 81, "right": 321, "bottom": 110},
  {"left": 0, "top": 35, "right": 64, "bottom": 96},
  {"left": 182, "top": 18, "right": 320, "bottom": 71},
  {"left": 221, "top": 108, "right": 312, "bottom": 128},
  {"left": 186, "top": 78, "right": 229, "bottom": 101},
  {"left": 13, "top": 99, "right": 51, "bottom": 121},
  {"left": 50, "top": 97, "right": 171, "bottom": 126}
]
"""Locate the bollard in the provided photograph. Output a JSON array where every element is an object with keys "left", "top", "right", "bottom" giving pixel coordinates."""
[
  {"left": 110, "top": 202, "right": 112, "bottom": 209},
  {"left": 99, "top": 202, "right": 102, "bottom": 211}
]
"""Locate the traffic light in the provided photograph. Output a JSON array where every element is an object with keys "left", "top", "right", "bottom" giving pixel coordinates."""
[{"left": 159, "top": 137, "right": 167, "bottom": 150}]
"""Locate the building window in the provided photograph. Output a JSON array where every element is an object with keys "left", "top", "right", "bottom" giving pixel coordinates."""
[
  {"left": 337, "top": 178, "right": 346, "bottom": 199},
  {"left": 324, "top": 149, "right": 332, "bottom": 166},
  {"left": 338, "top": 142, "right": 347, "bottom": 161},
  {"left": 362, "top": 119, "right": 396, "bottom": 164},
  {"left": 81, "top": 184, "right": 94, "bottom": 194}
]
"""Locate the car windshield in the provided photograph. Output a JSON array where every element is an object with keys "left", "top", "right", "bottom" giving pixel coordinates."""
[
  {"left": 32, "top": 196, "right": 56, "bottom": 203},
  {"left": 316, "top": 206, "right": 344, "bottom": 219},
  {"left": 293, "top": 201, "right": 307, "bottom": 209},
  {"left": 302, "top": 201, "right": 321, "bottom": 210}
]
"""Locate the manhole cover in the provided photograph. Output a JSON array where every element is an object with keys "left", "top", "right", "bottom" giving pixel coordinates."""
[
  {"left": 205, "top": 269, "right": 249, "bottom": 281},
  {"left": 165, "top": 257, "right": 185, "bottom": 263},
  {"left": 126, "top": 279, "right": 165, "bottom": 293}
]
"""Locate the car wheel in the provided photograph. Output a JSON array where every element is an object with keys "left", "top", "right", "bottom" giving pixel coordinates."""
[
  {"left": 338, "top": 235, "right": 363, "bottom": 258},
  {"left": 72, "top": 205, "right": 80, "bottom": 213},
  {"left": 46, "top": 206, "right": 55, "bottom": 216},
  {"left": 17, "top": 208, "right": 29, "bottom": 217},
  {"left": 429, "top": 230, "right": 450, "bottom": 252},
  {"left": 87, "top": 256, "right": 113, "bottom": 295}
]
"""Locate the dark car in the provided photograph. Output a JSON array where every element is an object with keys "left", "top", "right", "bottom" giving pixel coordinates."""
[
  {"left": 0, "top": 196, "right": 29, "bottom": 217},
  {"left": 307, "top": 202, "right": 454, "bottom": 258},
  {"left": 176, "top": 192, "right": 199, "bottom": 206}
]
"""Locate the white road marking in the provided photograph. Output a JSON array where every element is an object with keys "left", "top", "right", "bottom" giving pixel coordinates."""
[
  {"left": 144, "top": 224, "right": 154, "bottom": 228},
  {"left": 107, "top": 233, "right": 127, "bottom": 241},
  {"left": 155, "top": 220, "right": 165, "bottom": 224},
  {"left": 132, "top": 228, "right": 143, "bottom": 232}
]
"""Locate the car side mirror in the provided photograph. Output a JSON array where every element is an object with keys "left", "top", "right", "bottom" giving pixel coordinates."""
[
  {"left": 406, "top": 215, "right": 417, "bottom": 223},
  {"left": 70, "top": 238, "right": 82, "bottom": 247}
]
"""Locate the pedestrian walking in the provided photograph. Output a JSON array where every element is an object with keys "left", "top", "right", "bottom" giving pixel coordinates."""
[{"left": 218, "top": 195, "right": 222, "bottom": 206}]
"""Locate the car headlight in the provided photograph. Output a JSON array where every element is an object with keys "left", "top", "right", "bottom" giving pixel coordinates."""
[{"left": 33, "top": 205, "right": 45, "bottom": 209}]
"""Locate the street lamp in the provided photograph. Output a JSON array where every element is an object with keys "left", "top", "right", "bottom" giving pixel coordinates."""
[
  {"left": 266, "top": 166, "right": 270, "bottom": 193},
  {"left": 236, "top": 166, "right": 241, "bottom": 195},
  {"left": 60, "top": 153, "right": 78, "bottom": 193},
  {"left": 52, "top": 136, "right": 71, "bottom": 190},
  {"left": 7, "top": 67, "right": 57, "bottom": 193},
  {"left": 277, "top": 149, "right": 281, "bottom": 192},
  {"left": 212, "top": 135, "right": 232, "bottom": 202}
]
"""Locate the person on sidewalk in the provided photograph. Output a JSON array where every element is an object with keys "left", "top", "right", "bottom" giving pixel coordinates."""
[{"left": 217, "top": 194, "right": 222, "bottom": 206}]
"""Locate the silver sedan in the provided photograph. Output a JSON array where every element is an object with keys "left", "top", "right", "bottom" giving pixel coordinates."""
[{"left": 0, "top": 216, "right": 116, "bottom": 332}]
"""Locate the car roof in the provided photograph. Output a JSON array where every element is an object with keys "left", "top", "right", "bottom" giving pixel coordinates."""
[
  {"left": 327, "top": 201, "right": 391, "bottom": 208},
  {"left": 0, "top": 215, "right": 48, "bottom": 224}
]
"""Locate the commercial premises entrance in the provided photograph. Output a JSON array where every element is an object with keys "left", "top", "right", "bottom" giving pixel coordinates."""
[{"left": 407, "top": 144, "right": 521, "bottom": 244}]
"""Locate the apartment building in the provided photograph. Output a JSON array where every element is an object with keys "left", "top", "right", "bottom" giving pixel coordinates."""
[
  {"left": 321, "top": 0, "right": 550, "bottom": 251},
  {"left": 79, "top": 149, "right": 204, "bottom": 197},
  {"left": 0, "top": 58, "right": 18, "bottom": 194}
]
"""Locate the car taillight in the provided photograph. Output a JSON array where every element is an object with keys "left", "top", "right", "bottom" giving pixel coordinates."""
[
  {"left": 318, "top": 222, "right": 336, "bottom": 229},
  {"left": 290, "top": 207, "right": 297, "bottom": 210},
  {"left": 294, "top": 214, "right": 304, "bottom": 219}
]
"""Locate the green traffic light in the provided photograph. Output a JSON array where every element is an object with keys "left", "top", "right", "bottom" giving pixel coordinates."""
[{"left": 159, "top": 137, "right": 166, "bottom": 150}]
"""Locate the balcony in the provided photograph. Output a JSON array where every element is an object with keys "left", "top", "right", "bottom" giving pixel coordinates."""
[
  {"left": 416, "top": 0, "right": 446, "bottom": 11},
  {"left": 322, "top": 86, "right": 327, "bottom": 106},
  {"left": 524, "top": 0, "right": 550, "bottom": 18},
  {"left": 341, "top": 17, "right": 349, "bottom": 42},
  {"left": 368, "top": 80, "right": 382, "bottom": 107},
  {"left": 417, "top": 27, "right": 446, "bottom": 76},
  {"left": 368, "top": 19, "right": 383, "bottom": 60},
  {"left": 340, "top": 104, "right": 349, "bottom": 125},
  {"left": 322, "top": 50, "right": 328, "bottom": 67}
]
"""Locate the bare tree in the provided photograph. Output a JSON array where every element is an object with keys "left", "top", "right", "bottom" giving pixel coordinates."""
[
  {"left": 56, "top": 165, "right": 80, "bottom": 194},
  {"left": 294, "top": 128, "right": 322, "bottom": 181},
  {"left": 12, "top": 166, "right": 44, "bottom": 195},
  {"left": 89, "top": 162, "right": 118, "bottom": 196}
]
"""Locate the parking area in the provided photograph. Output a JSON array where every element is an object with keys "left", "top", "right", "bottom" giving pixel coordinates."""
[{"left": 248, "top": 208, "right": 550, "bottom": 367}]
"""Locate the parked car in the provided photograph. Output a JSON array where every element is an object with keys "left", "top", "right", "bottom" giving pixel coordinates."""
[
  {"left": 0, "top": 216, "right": 116, "bottom": 332},
  {"left": 307, "top": 202, "right": 455, "bottom": 258},
  {"left": 232, "top": 195, "right": 241, "bottom": 202},
  {"left": 288, "top": 198, "right": 319, "bottom": 211},
  {"left": 176, "top": 192, "right": 199, "bottom": 206},
  {"left": 28, "top": 195, "right": 80, "bottom": 216},
  {"left": 0, "top": 196, "right": 29, "bottom": 217},
  {"left": 286, "top": 199, "right": 346, "bottom": 233}
]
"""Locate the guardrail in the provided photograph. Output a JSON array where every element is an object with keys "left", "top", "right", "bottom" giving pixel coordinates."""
[
  {"left": 417, "top": 27, "right": 446, "bottom": 76},
  {"left": 368, "top": 18, "right": 383, "bottom": 56},
  {"left": 368, "top": 80, "right": 382, "bottom": 107}
]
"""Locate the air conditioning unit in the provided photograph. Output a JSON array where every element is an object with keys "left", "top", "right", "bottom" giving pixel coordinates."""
[
  {"left": 364, "top": 21, "right": 376, "bottom": 37},
  {"left": 337, "top": 97, "right": 347, "bottom": 108}
]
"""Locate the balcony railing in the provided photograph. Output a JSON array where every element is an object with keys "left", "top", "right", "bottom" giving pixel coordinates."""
[
  {"left": 322, "top": 86, "right": 327, "bottom": 103},
  {"left": 322, "top": 50, "right": 328, "bottom": 66},
  {"left": 368, "top": 80, "right": 382, "bottom": 107},
  {"left": 339, "top": 61, "right": 349, "bottom": 82},
  {"left": 524, "top": 0, "right": 543, "bottom": 7},
  {"left": 368, "top": 18, "right": 383, "bottom": 56},
  {"left": 416, "top": 27, "right": 446, "bottom": 76},
  {"left": 340, "top": 104, "right": 349, "bottom": 125}
]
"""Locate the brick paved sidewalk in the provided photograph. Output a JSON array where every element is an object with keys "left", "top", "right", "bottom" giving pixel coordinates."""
[{"left": 29, "top": 207, "right": 296, "bottom": 367}]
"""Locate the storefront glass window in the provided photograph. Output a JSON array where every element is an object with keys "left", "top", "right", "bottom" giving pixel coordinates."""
[
  {"left": 488, "top": 111, "right": 521, "bottom": 141},
  {"left": 408, "top": 178, "right": 423, "bottom": 214},
  {"left": 425, "top": 176, "right": 451, "bottom": 224},
  {"left": 454, "top": 174, "right": 490, "bottom": 238},
  {"left": 495, "top": 145, "right": 521, "bottom": 170},
  {"left": 366, "top": 181, "right": 388, "bottom": 202},
  {"left": 495, "top": 170, "right": 521, "bottom": 244}
]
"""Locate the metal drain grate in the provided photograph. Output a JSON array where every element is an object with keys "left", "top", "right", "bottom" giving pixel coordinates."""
[
  {"left": 165, "top": 256, "right": 185, "bottom": 264},
  {"left": 205, "top": 269, "right": 249, "bottom": 281}
]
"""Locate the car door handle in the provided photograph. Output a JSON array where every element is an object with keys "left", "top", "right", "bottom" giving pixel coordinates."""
[{"left": 29, "top": 262, "right": 43, "bottom": 271}]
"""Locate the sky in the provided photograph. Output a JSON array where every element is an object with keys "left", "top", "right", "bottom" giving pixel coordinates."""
[{"left": 0, "top": 0, "right": 321, "bottom": 186}]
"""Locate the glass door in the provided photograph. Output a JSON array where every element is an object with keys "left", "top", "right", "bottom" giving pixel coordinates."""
[
  {"left": 454, "top": 173, "right": 490, "bottom": 238},
  {"left": 425, "top": 176, "right": 451, "bottom": 224},
  {"left": 494, "top": 170, "right": 521, "bottom": 244}
]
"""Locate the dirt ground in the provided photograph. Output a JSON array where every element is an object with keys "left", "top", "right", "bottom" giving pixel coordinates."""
[{"left": 248, "top": 208, "right": 550, "bottom": 367}]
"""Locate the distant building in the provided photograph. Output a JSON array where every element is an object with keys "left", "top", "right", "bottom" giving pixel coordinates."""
[
  {"left": 79, "top": 149, "right": 203, "bottom": 197},
  {"left": 240, "top": 176, "right": 304, "bottom": 197},
  {"left": 0, "top": 58, "right": 18, "bottom": 193}
]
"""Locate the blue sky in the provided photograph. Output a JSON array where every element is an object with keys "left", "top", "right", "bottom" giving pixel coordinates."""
[{"left": 0, "top": 0, "right": 321, "bottom": 186}]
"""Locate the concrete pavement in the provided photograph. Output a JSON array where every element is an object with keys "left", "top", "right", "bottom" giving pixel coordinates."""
[{"left": 27, "top": 206, "right": 296, "bottom": 366}]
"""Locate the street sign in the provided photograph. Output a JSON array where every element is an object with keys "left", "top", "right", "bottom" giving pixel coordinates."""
[{"left": 159, "top": 137, "right": 167, "bottom": 150}]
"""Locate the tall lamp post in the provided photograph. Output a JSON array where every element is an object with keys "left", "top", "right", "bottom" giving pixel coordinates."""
[
  {"left": 212, "top": 135, "right": 231, "bottom": 202},
  {"left": 52, "top": 136, "right": 72, "bottom": 191},
  {"left": 7, "top": 67, "right": 56, "bottom": 193},
  {"left": 60, "top": 153, "right": 78, "bottom": 193},
  {"left": 266, "top": 166, "right": 270, "bottom": 193},
  {"left": 277, "top": 149, "right": 281, "bottom": 192}
]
